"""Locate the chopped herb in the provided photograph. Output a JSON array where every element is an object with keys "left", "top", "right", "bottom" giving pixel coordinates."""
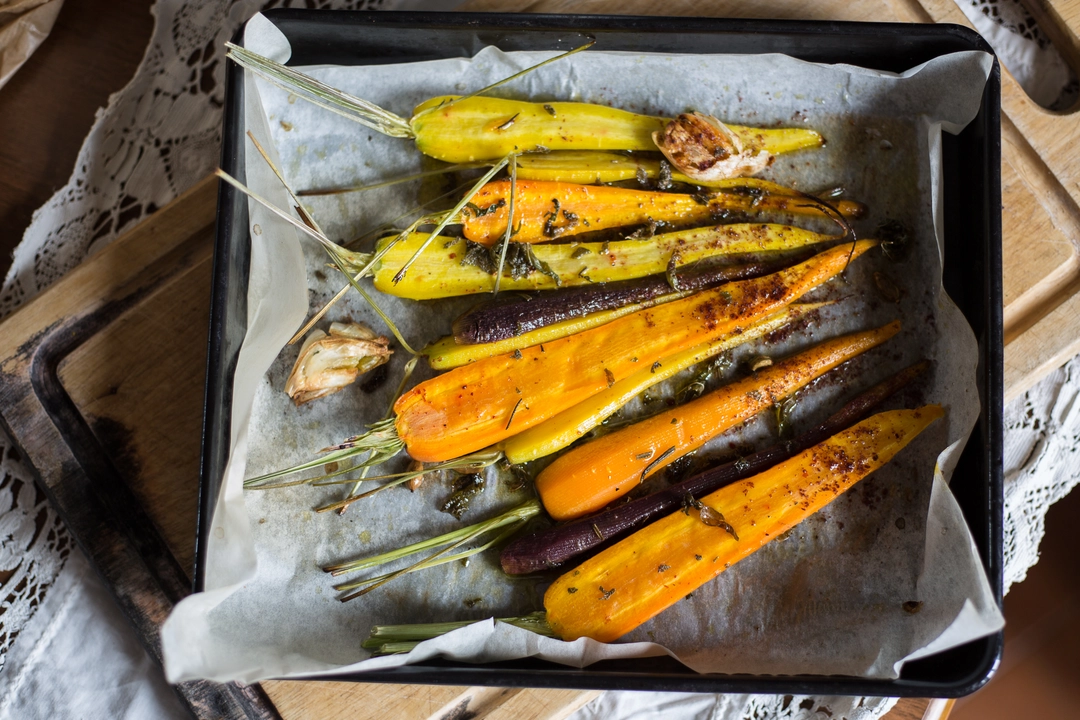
[
  {"left": 460, "top": 239, "right": 496, "bottom": 274},
  {"left": 627, "top": 219, "right": 660, "bottom": 240},
  {"left": 694, "top": 554, "right": 703, "bottom": 561},
  {"left": 505, "top": 398, "right": 524, "bottom": 430},
  {"left": 501, "top": 460, "right": 530, "bottom": 492},
  {"left": 604, "top": 367, "right": 616, "bottom": 387},
  {"left": 542, "top": 198, "right": 562, "bottom": 237},
  {"left": 636, "top": 450, "right": 655, "bottom": 461},
  {"left": 599, "top": 586, "right": 615, "bottom": 600},
  {"left": 543, "top": 104, "right": 556, "bottom": 116},
  {"left": 465, "top": 198, "right": 506, "bottom": 218},
  {"left": 567, "top": 586, "right": 578, "bottom": 594},
  {"left": 665, "top": 252, "right": 684, "bottom": 291},
  {"left": 657, "top": 159, "right": 673, "bottom": 190},
  {"left": 571, "top": 246, "right": 592, "bottom": 259},
  {"left": 658, "top": 564, "right": 670, "bottom": 573},
  {"left": 651, "top": 361, "right": 662, "bottom": 373},
  {"left": 640, "top": 446, "right": 676, "bottom": 483},
  {"left": 635, "top": 166, "right": 649, "bottom": 187},
  {"left": 512, "top": 349, "right": 523, "bottom": 359},
  {"left": 685, "top": 593, "right": 694, "bottom": 600},
  {"left": 592, "top": 524, "right": 604, "bottom": 541},
  {"left": 440, "top": 474, "right": 484, "bottom": 520},
  {"left": 631, "top": 357, "right": 638, "bottom": 362}
]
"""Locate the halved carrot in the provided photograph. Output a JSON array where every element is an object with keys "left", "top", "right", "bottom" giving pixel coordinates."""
[
  {"left": 499, "top": 304, "right": 825, "bottom": 465},
  {"left": 460, "top": 179, "right": 863, "bottom": 244},
  {"left": 370, "top": 223, "right": 839, "bottom": 300},
  {"left": 393, "top": 240, "right": 876, "bottom": 462},
  {"left": 534, "top": 320, "right": 901, "bottom": 521},
  {"left": 544, "top": 406, "right": 944, "bottom": 642}
]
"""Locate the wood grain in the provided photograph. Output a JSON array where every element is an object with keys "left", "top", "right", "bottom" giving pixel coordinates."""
[{"left": 0, "top": 0, "right": 155, "bottom": 267}]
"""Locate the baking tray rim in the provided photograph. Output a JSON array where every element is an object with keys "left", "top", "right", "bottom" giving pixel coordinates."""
[{"left": 197, "top": 9, "right": 1004, "bottom": 698}]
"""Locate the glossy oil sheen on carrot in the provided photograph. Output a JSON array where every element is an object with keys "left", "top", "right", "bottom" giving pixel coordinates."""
[{"left": 393, "top": 241, "right": 877, "bottom": 461}]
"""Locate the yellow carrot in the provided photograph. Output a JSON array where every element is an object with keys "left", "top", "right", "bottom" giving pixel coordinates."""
[
  {"left": 368, "top": 224, "right": 841, "bottom": 300},
  {"left": 500, "top": 304, "right": 822, "bottom": 464},
  {"left": 411, "top": 96, "right": 823, "bottom": 164},
  {"left": 534, "top": 320, "right": 901, "bottom": 521},
  {"left": 544, "top": 406, "right": 944, "bottom": 642}
]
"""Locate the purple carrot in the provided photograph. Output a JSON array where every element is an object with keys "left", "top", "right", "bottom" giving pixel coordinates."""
[
  {"left": 452, "top": 258, "right": 787, "bottom": 345},
  {"left": 500, "top": 359, "right": 930, "bottom": 575}
]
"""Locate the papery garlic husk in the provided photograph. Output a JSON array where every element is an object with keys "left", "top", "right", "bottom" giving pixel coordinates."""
[
  {"left": 286, "top": 322, "right": 392, "bottom": 405},
  {"left": 653, "top": 112, "right": 773, "bottom": 181}
]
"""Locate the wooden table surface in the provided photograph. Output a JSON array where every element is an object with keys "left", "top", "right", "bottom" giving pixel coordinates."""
[{"left": 11, "top": 0, "right": 1071, "bottom": 718}]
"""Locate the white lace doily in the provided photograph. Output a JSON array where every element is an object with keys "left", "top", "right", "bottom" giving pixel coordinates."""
[{"left": 1, "top": 2, "right": 1077, "bottom": 718}]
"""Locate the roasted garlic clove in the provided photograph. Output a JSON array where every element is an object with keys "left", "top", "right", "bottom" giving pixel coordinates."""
[
  {"left": 653, "top": 112, "right": 773, "bottom": 181},
  {"left": 285, "top": 322, "right": 392, "bottom": 405}
]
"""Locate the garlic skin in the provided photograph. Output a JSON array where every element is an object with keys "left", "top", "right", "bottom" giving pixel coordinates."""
[
  {"left": 285, "top": 322, "right": 392, "bottom": 405},
  {"left": 653, "top": 112, "right": 773, "bottom": 181}
]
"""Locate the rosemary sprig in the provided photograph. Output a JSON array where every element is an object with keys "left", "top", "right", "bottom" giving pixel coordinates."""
[
  {"left": 312, "top": 449, "right": 504, "bottom": 513},
  {"left": 392, "top": 154, "right": 511, "bottom": 284},
  {"left": 226, "top": 43, "right": 413, "bottom": 138},
  {"left": 326, "top": 498, "right": 541, "bottom": 577},
  {"left": 243, "top": 417, "right": 404, "bottom": 489},
  {"left": 298, "top": 163, "right": 487, "bottom": 197},
  {"left": 332, "top": 500, "right": 542, "bottom": 600},
  {"left": 362, "top": 611, "right": 553, "bottom": 655},
  {"left": 493, "top": 153, "right": 517, "bottom": 295}
]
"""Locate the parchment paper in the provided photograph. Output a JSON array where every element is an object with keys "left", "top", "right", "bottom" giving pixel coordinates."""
[{"left": 162, "top": 13, "right": 1003, "bottom": 683}]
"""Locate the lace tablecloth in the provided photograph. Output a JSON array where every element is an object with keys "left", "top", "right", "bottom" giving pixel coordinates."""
[{"left": 1, "top": 1, "right": 1077, "bottom": 718}]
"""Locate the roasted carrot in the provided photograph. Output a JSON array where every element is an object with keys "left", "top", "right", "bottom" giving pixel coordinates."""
[
  {"left": 393, "top": 241, "right": 876, "bottom": 462},
  {"left": 534, "top": 320, "right": 901, "bottom": 521},
  {"left": 501, "top": 360, "right": 930, "bottom": 574},
  {"left": 514, "top": 151, "right": 839, "bottom": 189},
  {"left": 360, "top": 406, "right": 943, "bottom": 653},
  {"left": 410, "top": 97, "right": 822, "bottom": 166},
  {"left": 544, "top": 406, "right": 944, "bottom": 642},
  {"left": 458, "top": 179, "right": 863, "bottom": 244},
  {"left": 426, "top": 262, "right": 797, "bottom": 370},
  {"left": 499, "top": 304, "right": 823, "bottom": 464},
  {"left": 450, "top": 259, "right": 782, "bottom": 346},
  {"left": 366, "top": 223, "right": 841, "bottom": 300},
  {"left": 226, "top": 43, "right": 823, "bottom": 173}
]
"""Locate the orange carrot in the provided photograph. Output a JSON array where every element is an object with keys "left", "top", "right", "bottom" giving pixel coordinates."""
[
  {"left": 393, "top": 240, "right": 876, "bottom": 462},
  {"left": 534, "top": 321, "right": 901, "bottom": 521},
  {"left": 461, "top": 179, "right": 864, "bottom": 244},
  {"left": 544, "top": 406, "right": 944, "bottom": 642}
]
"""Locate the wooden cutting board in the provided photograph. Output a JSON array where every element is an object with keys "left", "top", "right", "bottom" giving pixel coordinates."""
[{"left": 3, "top": 1, "right": 1078, "bottom": 718}]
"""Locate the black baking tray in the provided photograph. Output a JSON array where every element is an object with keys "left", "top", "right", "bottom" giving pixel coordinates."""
[{"left": 198, "top": 10, "right": 1003, "bottom": 698}]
